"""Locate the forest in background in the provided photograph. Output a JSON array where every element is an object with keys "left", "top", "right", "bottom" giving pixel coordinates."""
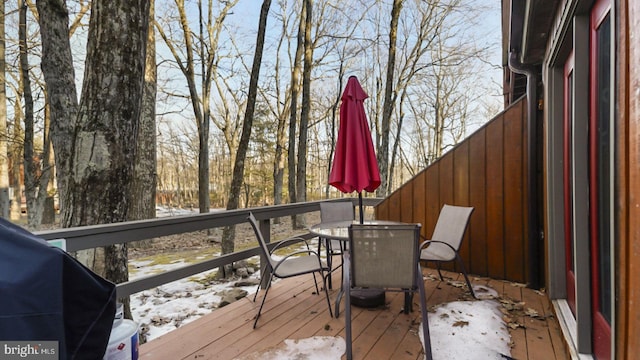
[
  {"left": 1, "top": 0, "right": 502, "bottom": 229},
  {"left": 0, "top": 0, "right": 504, "bottom": 307}
]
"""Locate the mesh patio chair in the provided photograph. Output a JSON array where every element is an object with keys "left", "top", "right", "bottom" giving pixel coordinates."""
[
  {"left": 319, "top": 201, "right": 355, "bottom": 289},
  {"left": 343, "top": 223, "right": 432, "bottom": 360},
  {"left": 419, "top": 204, "right": 476, "bottom": 298},
  {"left": 247, "top": 213, "right": 333, "bottom": 328}
]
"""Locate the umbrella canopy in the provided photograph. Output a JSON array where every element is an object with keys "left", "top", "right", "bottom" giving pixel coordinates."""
[
  {"left": 329, "top": 76, "right": 381, "bottom": 222},
  {"left": 329, "top": 76, "right": 380, "bottom": 194}
]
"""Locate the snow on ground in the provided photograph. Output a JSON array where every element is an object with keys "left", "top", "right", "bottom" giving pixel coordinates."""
[
  {"left": 238, "top": 336, "right": 347, "bottom": 360},
  {"left": 154, "top": 206, "right": 202, "bottom": 218},
  {"left": 129, "top": 258, "right": 261, "bottom": 341},
  {"left": 423, "top": 295, "right": 512, "bottom": 359}
]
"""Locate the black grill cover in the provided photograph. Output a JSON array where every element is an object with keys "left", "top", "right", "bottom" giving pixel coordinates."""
[{"left": 0, "top": 218, "right": 116, "bottom": 359}]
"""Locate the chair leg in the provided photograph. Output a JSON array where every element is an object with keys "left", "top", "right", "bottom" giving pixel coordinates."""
[
  {"left": 436, "top": 261, "right": 444, "bottom": 281},
  {"left": 403, "top": 290, "right": 414, "bottom": 314},
  {"left": 339, "top": 249, "right": 344, "bottom": 291},
  {"left": 335, "top": 289, "right": 344, "bottom": 318},
  {"left": 344, "top": 256, "right": 352, "bottom": 360},
  {"left": 456, "top": 254, "right": 476, "bottom": 298},
  {"left": 252, "top": 281, "right": 261, "bottom": 302},
  {"left": 253, "top": 275, "right": 274, "bottom": 328},
  {"left": 314, "top": 269, "right": 334, "bottom": 319},
  {"left": 254, "top": 263, "right": 273, "bottom": 302},
  {"left": 311, "top": 272, "right": 321, "bottom": 296},
  {"left": 320, "top": 270, "right": 334, "bottom": 318},
  {"left": 325, "top": 239, "right": 333, "bottom": 289},
  {"left": 416, "top": 264, "right": 433, "bottom": 360}
]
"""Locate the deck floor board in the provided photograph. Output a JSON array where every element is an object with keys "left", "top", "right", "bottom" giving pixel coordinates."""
[{"left": 139, "top": 265, "right": 569, "bottom": 360}]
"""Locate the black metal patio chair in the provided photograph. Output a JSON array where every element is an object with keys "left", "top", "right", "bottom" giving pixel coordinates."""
[
  {"left": 247, "top": 212, "right": 333, "bottom": 328},
  {"left": 343, "top": 223, "right": 432, "bottom": 360},
  {"left": 419, "top": 204, "right": 476, "bottom": 298}
]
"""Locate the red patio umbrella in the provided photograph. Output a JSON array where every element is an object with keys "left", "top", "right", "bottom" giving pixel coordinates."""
[{"left": 329, "top": 76, "right": 381, "bottom": 223}]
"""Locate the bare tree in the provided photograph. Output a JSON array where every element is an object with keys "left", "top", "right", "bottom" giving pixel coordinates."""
[
  {"left": 19, "top": 0, "right": 51, "bottom": 228},
  {"left": 155, "top": 0, "right": 238, "bottom": 214},
  {"left": 38, "top": 0, "right": 149, "bottom": 316},
  {"left": 130, "top": 0, "right": 157, "bottom": 221},
  {"left": 377, "top": 0, "right": 402, "bottom": 197},
  {"left": 19, "top": 0, "right": 36, "bottom": 225},
  {"left": 287, "top": 1, "right": 304, "bottom": 228},
  {"left": 387, "top": 1, "right": 457, "bottom": 188},
  {"left": 271, "top": 1, "right": 293, "bottom": 221},
  {"left": 294, "top": 0, "right": 313, "bottom": 228},
  {"left": 319, "top": 3, "right": 374, "bottom": 199},
  {"left": 0, "top": 1, "right": 10, "bottom": 220},
  {"left": 220, "top": 0, "right": 271, "bottom": 275},
  {"left": 156, "top": 122, "right": 200, "bottom": 207},
  {"left": 36, "top": 0, "right": 79, "bottom": 214},
  {"left": 5, "top": 71, "right": 24, "bottom": 218}
]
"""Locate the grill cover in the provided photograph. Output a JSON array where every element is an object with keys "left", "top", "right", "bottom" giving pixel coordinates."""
[{"left": 0, "top": 218, "right": 116, "bottom": 359}]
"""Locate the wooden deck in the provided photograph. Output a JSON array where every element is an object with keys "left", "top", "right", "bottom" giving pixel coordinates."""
[{"left": 139, "top": 267, "right": 569, "bottom": 360}]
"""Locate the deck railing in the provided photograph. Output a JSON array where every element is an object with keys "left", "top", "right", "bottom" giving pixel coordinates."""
[{"left": 34, "top": 198, "right": 382, "bottom": 298}]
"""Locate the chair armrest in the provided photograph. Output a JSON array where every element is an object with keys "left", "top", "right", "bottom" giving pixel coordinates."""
[
  {"left": 270, "top": 236, "right": 313, "bottom": 254},
  {"left": 276, "top": 249, "right": 322, "bottom": 260},
  {"left": 418, "top": 238, "right": 457, "bottom": 253},
  {"left": 271, "top": 250, "right": 326, "bottom": 273}
]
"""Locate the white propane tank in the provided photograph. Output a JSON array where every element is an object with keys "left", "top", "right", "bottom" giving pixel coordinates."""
[{"left": 103, "top": 303, "right": 139, "bottom": 360}]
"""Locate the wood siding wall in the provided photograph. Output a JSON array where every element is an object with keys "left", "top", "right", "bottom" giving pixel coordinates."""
[
  {"left": 617, "top": 0, "right": 640, "bottom": 356},
  {"left": 375, "top": 97, "right": 530, "bottom": 283}
]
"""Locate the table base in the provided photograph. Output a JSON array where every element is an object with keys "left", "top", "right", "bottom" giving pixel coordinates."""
[{"left": 350, "top": 288, "right": 385, "bottom": 308}]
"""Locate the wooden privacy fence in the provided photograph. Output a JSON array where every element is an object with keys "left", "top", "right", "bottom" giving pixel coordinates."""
[{"left": 375, "top": 97, "right": 530, "bottom": 283}]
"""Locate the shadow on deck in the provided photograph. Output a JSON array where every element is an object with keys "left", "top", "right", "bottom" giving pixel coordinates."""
[{"left": 139, "top": 267, "right": 569, "bottom": 360}]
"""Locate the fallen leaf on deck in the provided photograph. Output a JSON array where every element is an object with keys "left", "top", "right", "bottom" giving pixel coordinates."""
[
  {"left": 507, "top": 322, "right": 524, "bottom": 330},
  {"left": 452, "top": 320, "right": 469, "bottom": 327},
  {"left": 525, "top": 308, "right": 539, "bottom": 317},
  {"left": 447, "top": 280, "right": 466, "bottom": 288}
]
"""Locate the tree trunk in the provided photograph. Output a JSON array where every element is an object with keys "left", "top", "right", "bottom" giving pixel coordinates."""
[
  {"left": 287, "top": 4, "right": 305, "bottom": 228},
  {"left": 130, "top": 0, "right": 157, "bottom": 222},
  {"left": 20, "top": 0, "right": 51, "bottom": 229},
  {"left": 326, "top": 69, "right": 345, "bottom": 199},
  {"left": 36, "top": 98, "right": 54, "bottom": 226},
  {"left": 36, "top": 0, "right": 80, "bottom": 214},
  {"left": 62, "top": 0, "right": 149, "bottom": 226},
  {"left": 10, "top": 98, "right": 23, "bottom": 220},
  {"left": 197, "top": 0, "right": 211, "bottom": 215},
  {"left": 220, "top": 0, "right": 271, "bottom": 278},
  {"left": 0, "top": 0, "right": 10, "bottom": 219},
  {"left": 273, "top": 109, "right": 286, "bottom": 223},
  {"left": 19, "top": 0, "right": 36, "bottom": 226},
  {"left": 294, "top": 0, "right": 313, "bottom": 229},
  {"left": 62, "top": 0, "right": 149, "bottom": 316},
  {"left": 378, "top": 0, "right": 403, "bottom": 197},
  {"left": 388, "top": 88, "right": 407, "bottom": 191}
]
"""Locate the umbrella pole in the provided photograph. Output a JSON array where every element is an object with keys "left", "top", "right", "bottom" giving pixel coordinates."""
[{"left": 358, "top": 192, "right": 364, "bottom": 224}]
